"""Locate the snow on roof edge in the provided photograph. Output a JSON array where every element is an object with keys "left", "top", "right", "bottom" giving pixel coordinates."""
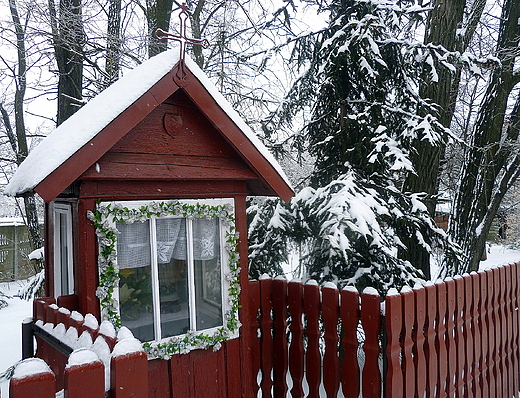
[
  {"left": 5, "top": 50, "right": 292, "bottom": 197},
  {"left": 4, "top": 50, "right": 181, "bottom": 197}
]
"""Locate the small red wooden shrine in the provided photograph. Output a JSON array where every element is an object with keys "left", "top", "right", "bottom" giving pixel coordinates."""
[{"left": 5, "top": 50, "right": 293, "bottom": 397}]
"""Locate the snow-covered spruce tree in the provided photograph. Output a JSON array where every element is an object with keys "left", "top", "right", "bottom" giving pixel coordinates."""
[{"left": 250, "top": 0, "right": 460, "bottom": 293}]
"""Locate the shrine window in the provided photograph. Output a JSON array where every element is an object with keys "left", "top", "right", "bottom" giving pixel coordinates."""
[
  {"left": 89, "top": 199, "right": 240, "bottom": 355},
  {"left": 53, "top": 202, "right": 74, "bottom": 297}
]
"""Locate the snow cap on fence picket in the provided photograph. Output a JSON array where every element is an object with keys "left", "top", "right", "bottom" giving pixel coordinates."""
[
  {"left": 12, "top": 358, "right": 53, "bottom": 380},
  {"left": 66, "top": 348, "right": 101, "bottom": 368},
  {"left": 400, "top": 285, "right": 412, "bottom": 294},
  {"left": 58, "top": 307, "right": 70, "bottom": 315},
  {"left": 116, "top": 326, "right": 134, "bottom": 341},
  {"left": 77, "top": 330, "right": 93, "bottom": 349},
  {"left": 305, "top": 279, "right": 318, "bottom": 286},
  {"left": 362, "top": 286, "right": 379, "bottom": 296},
  {"left": 259, "top": 273, "right": 271, "bottom": 280},
  {"left": 64, "top": 327, "right": 79, "bottom": 348},
  {"left": 112, "top": 338, "right": 144, "bottom": 357},
  {"left": 275, "top": 275, "right": 287, "bottom": 281},
  {"left": 323, "top": 281, "right": 337, "bottom": 289},
  {"left": 99, "top": 320, "right": 116, "bottom": 339},
  {"left": 70, "top": 311, "right": 84, "bottom": 322},
  {"left": 342, "top": 285, "right": 358, "bottom": 293},
  {"left": 386, "top": 288, "right": 399, "bottom": 297},
  {"left": 83, "top": 313, "right": 99, "bottom": 330},
  {"left": 289, "top": 278, "right": 302, "bottom": 284}
]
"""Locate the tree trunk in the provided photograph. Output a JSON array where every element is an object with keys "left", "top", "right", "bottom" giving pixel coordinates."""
[
  {"left": 49, "top": 0, "right": 84, "bottom": 125},
  {"left": 448, "top": 0, "right": 520, "bottom": 273},
  {"left": 105, "top": 0, "right": 122, "bottom": 86},
  {"left": 146, "top": 0, "right": 174, "bottom": 57},
  {"left": 7, "top": 0, "right": 44, "bottom": 258}
]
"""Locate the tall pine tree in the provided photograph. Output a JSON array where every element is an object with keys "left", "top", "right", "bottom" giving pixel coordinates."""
[{"left": 250, "top": 0, "right": 460, "bottom": 293}]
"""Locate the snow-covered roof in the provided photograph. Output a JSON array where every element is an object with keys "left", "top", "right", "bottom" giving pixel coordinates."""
[{"left": 4, "top": 50, "right": 292, "bottom": 200}]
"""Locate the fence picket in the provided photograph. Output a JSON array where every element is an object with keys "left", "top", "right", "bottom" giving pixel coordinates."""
[
  {"left": 485, "top": 269, "right": 496, "bottom": 398},
  {"left": 64, "top": 355, "right": 105, "bottom": 398},
  {"left": 9, "top": 359, "right": 56, "bottom": 398},
  {"left": 249, "top": 280, "right": 261, "bottom": 396},
  {"left": 400, "top": 287, "right": 414, "bottom": 398},
  {"left": 413, "top": 284, "right": 427, "bottom": 398},
  {"left": 272, "top": 278, "right": 289, "bottom": 397},
  {"left": 462, "top": 274, "right": 474, "bottom": 398},
  {"left": 424, "top": 282, "right": 438, "bottom": 398},
  {"left": 322, "top": 285, "right": 340, "bottom": 397},
  {"left": 445, "top": 278, "right": 457, "bottom": 397},
  {"left": 361, "top": 289, "right": 381, "bottom": 398},
  {"left": 470, "top": 272, "right": 482, "bottom": 398},
  {"left": 435, "top": 281, "right": 448, "bottom": 398},
  {"left": 454, "top": 276, "right": 465, "bottom": 397},
  {"left": 340, "top": 287, "right": 361, "bottom": 398},
  {"left": 304, "top": 282, "right": 321, "bottom": 398},
  {"left": 512, "top": 264, "right": 520, "bottom": 396},
  {"left": 259, "top": 278, "right": 274, "bottom": 398},
  {"left": 385, "top": 291, "right": 403, "bottom": 398},
  {"left": 288, "top": 281, "right": 305, "bottom": 398}
]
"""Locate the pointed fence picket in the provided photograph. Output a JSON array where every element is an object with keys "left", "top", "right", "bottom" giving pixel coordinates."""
[{"left": 249, "top": 261, "right": 520, "bottom": 398}]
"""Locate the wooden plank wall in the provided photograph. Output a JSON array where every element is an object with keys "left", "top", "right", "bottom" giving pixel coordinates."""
[{"left": 250, "top": 262, "right": 520, "bottom": 398}]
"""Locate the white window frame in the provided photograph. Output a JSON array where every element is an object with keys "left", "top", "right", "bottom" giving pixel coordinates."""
[
  {"left": 53, "top": 203, "right": 74, "bottom": 297},
  {"left": 108, "top": 199, "right": 234, "bottom": 343}
]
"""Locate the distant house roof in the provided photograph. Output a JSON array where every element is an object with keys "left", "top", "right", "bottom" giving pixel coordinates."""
[{"left": 4, "top": 51, "right": 293, "bottom": 202}]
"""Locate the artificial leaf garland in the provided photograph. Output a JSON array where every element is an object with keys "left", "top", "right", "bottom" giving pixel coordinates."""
[{"left": 87, "top": 200, "right": 241, "bottom": 358}]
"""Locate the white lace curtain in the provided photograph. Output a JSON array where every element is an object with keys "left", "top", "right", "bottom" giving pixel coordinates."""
[{"left": 116, "top": 218, "right": 219, "bottom": 269}]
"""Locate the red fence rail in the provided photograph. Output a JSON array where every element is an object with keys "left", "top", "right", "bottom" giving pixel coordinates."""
[
  {"left": 249, "top": 262, "right": 520, "bottom": 398},
  {"left": 10, "top": 298, "right": 147, "bottom": 398}
]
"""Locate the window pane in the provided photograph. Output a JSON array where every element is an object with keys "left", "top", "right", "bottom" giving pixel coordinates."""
[
  {"left": 156, "top": 218, "right": 190, "bottom": 338},
  {"left": 193, "top": 218, "right": 222, "bottom": 330},
  {"left": 117, "top": 220, "right": 154, "bottom": 342},
  {"left": 59, "top": 212, "right": 70, "bottom": 294}
]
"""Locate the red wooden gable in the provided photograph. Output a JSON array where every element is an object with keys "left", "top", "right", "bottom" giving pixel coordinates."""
[{"left": 31, "top": 60, "right": 293, "bottom": 202}]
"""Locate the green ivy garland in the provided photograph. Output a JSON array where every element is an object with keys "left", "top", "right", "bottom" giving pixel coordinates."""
[{"left": 87, "top": 200, "right": 241, "bottom": 358}]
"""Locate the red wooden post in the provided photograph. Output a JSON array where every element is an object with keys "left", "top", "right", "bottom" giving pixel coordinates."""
[
  {"left": 361, "top": 287, "right": 381, "bottom": 398},
  {"left": 479, "top": 270, "right": 491, "bottom": 397},
  {"left": 492, "top": 267, "right": 503, "bottom": 398},
  {"left": 412, "top": 284, "right": 427, "bottom": 398},
  {"left": 248, "top": 280, "right": 261, "bottom": 396},
  {"left": 385, "top": 289, "right": 403, "bottom": 398},
  {"left": 435, "top": 280, "right": 448, "bottom": 398},
  {"left": 485, "top": 269, "right": 496, "bottom": 398},
  {"left": 272, "top": 277, "right": 289, "bottom": 397},
  {"left": 288, "top": 280, "right": 304, "bottom": 398},
  {"left": 322, "top": 283, "right": 340, "bottom": 397},
  {"left": 259, "top": 277, "right": 274, "bottom": 398},
  {"left": 511, "top": 263, "right": 520, "bottom": 396},
  {"left": 400, "top": 286, "right": 414, "bottom": 398},
  {"left": 423, "top": 282, "right": 438, "bottom": 398},
  {"left": 303, "top": 281, "right": 321, "bottom": 398},
  {"left": 462, "top": 274, "right": 474, "bottom": 398},
  {"left": 502, "top": 265, "right": 513, "bottom": 398},
  {"left": 110, "top": 340, "right": 148, "bottom": 398},
  {"left": 470, "top": 272, "right": 482, "bottom": 398},
  {"left": 454, "top": 276, "right": 466, "bottom": 397},
  {"left": 340, "top": 287, "right": 360, "bottom": 398},
  {"left": 9, "top": 358, "right": 56, "bottom": 398},
  {"left": 64, "top": 349, "right": 105, "bottom": 398},
  {"left": 34, "top": 298, "right": 56, "bottom": 322},
  {"left": 444, "top": 278, "right": 457, "bottom": 397}
]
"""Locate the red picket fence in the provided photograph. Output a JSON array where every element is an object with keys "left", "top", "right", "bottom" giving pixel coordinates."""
[
  {"left": 10, "top": 297, "right": 148, "bottom": 398},
  {"left": 249, "top": 262, "right": 520, "bottom": 398}
]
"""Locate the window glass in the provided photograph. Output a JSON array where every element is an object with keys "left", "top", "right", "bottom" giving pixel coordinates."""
[
  {"left": 54, "top": 203, "right": 74, "bottom": 297},
  {"left": 156, "top": 218, "right": 190, "bottom": 338},
  {"left": 193, "top": 218, "right": 222, "bottom": 331},
  {"left": 116, "top": 220, "right": 154, "bottom": 342}
]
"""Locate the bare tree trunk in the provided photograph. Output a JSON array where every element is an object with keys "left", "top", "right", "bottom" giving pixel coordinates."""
[
  {"left": 448, "top": 0, "right": 520, "bottom": 273},
  {"left": 49, "top": 0, "right": 84, "bottom": 125},
  {"left": 146, "top": 0, "right": 174, "bottom": 57},
  {"left": 6, "top": 0, "right": 43, "bottom": 255},
  {"left": 105, "top": 0, "right": 122, "bottom": 86},
  {"left": 401, "top": 0, "right": 486, "bottom": 278}
]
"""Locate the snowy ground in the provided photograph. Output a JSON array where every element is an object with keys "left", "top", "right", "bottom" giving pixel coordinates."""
[{"left": 1, "top": 244, "right": 520, "bottom": 397}]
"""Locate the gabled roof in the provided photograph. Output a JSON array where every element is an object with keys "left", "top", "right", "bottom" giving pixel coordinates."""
[{"left": 4, "top": 51, "right": 293, "bottom": 202}]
